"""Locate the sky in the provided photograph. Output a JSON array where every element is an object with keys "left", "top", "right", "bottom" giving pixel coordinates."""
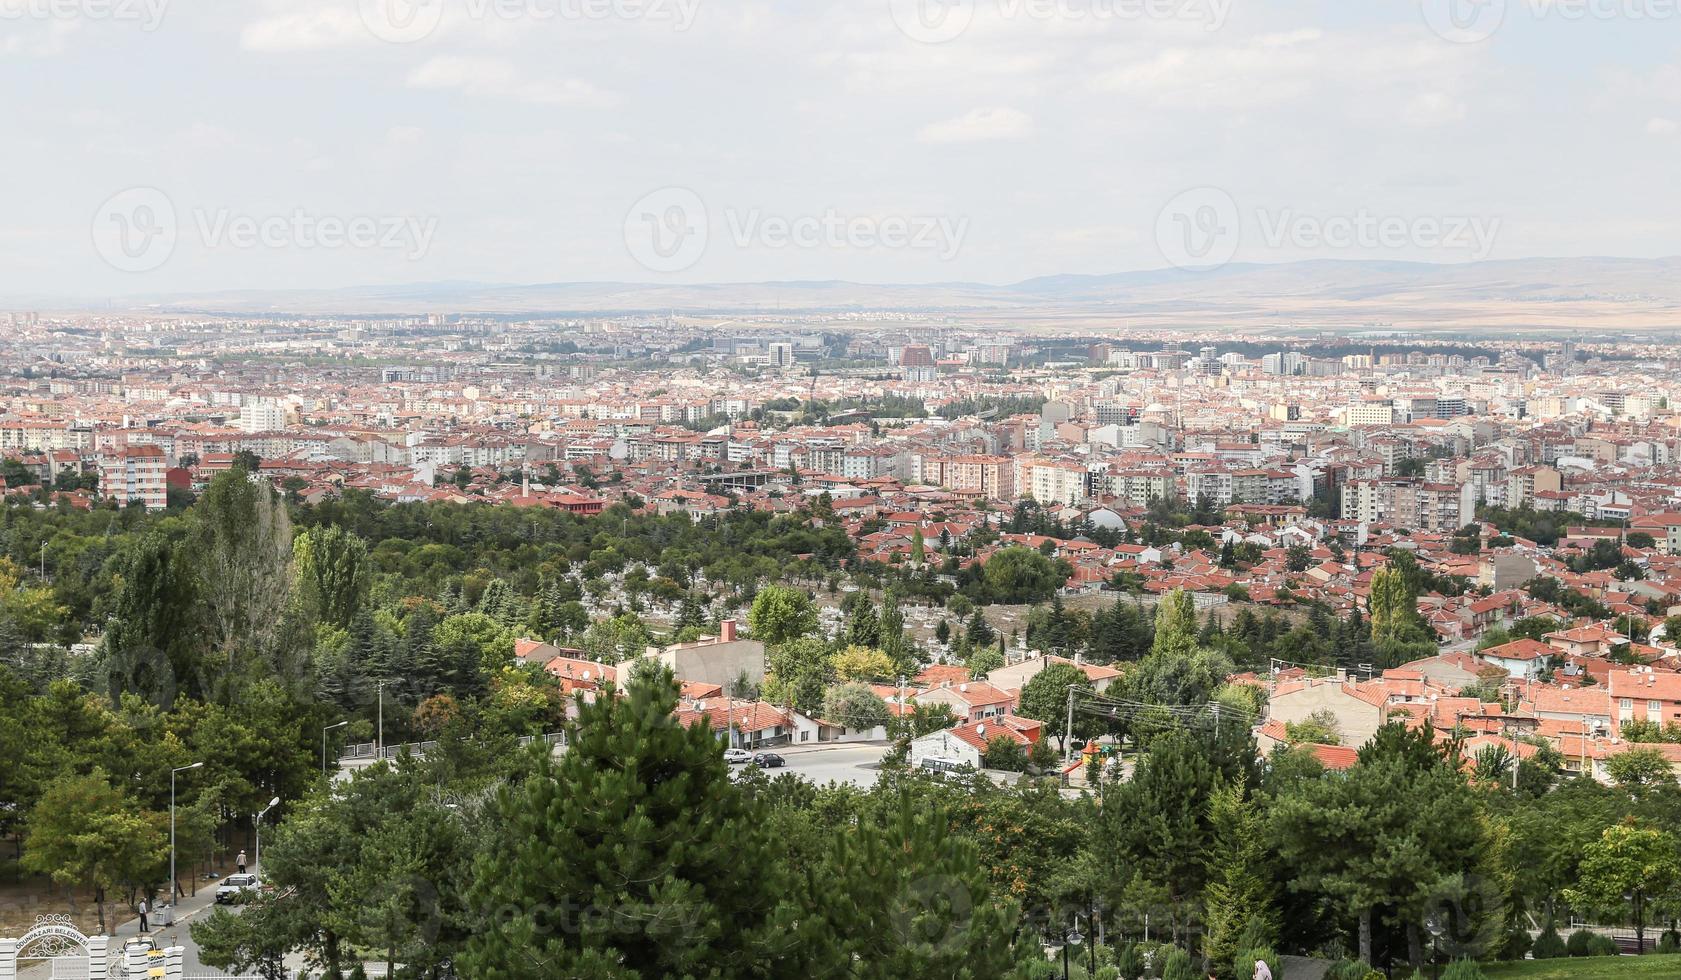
[{"left": 2, "top": 0, "right": 1679, "bottom": 300}]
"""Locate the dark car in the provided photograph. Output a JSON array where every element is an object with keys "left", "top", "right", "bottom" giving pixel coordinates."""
[{"left": 752, "top": 752, "right": 786, "bottom": 768}]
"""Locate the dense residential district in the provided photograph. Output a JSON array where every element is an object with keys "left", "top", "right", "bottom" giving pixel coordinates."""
[{"left": 9, "top": 314, "right": 1681, "bottom": 979}]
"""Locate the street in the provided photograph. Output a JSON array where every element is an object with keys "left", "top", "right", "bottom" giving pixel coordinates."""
[{"left": 742, "top": 742, "right": 888, "bottom": 787}]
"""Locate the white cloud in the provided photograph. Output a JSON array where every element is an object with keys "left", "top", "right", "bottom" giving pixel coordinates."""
[
  {"left": 241, "top": 9, "right": 371, "bottom": 51},
  {"left": 918, "top": 107, "right": 1034, "bottom": 144},
  {"left": 1403, "top": 91, "right": 1468, "bottom": 127},
  {"left": 1647, "top": 117, "right": 1679, "bottom": 137},
  {"left": 405, "top": 56, "right": 609, "bottom": 106},
  {"left": 0, "top": 19, "right": 79, "bottom": 58},
  {"left": 386, "top": 126, "right": 427, "bottom": 147}
]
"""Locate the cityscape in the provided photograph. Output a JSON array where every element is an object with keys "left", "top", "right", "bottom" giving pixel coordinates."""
[{"left": 6, "top": 1, "right": 1681, "bottom": 980}]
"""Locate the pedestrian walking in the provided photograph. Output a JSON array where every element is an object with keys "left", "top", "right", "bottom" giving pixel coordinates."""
[
  {"left": 236, "top": 849, "right": 247, "bottom": 874},
  {"left": 137, "top": 898, "right": 149, "bottom": 933}
]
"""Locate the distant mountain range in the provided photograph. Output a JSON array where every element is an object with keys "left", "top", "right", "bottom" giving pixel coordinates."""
[{"left": 47, "top": 256, "right": 1681, "bottom": 329}]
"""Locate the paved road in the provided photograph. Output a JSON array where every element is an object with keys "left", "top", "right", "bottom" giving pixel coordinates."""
[{"left": 739, "top": 742, "right": 888, "bottom": 787}]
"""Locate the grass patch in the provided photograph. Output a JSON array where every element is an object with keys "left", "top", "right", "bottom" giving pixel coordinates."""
[{"left": 1482, "top": 955, "right": 1679, "bottom": 979}]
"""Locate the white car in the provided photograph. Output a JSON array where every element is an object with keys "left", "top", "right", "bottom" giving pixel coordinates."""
[
  {"left": 723, "top": 748, "right": 753, "bottom": 764},
  {"left": 215, "top": 874, "right": 261, "bottom": 904}
]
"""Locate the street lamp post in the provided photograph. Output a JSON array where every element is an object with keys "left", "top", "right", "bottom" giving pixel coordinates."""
[
  {"left": 254, "top": 796, "right": 279, "bottom": 875},
  {"left": 376, "top": 680, "right": 387, "bottom": 758},
  {"left": 1426, "top": 912, "right": 1445, "bottom": 980},
  {"left": 168, "top": 762, "right": 203, "bottom": 925},
  {"left": 323, "top": 720, "right": 349, "bottom": 774},
  {"left": 1062, "top": 918, "right": 1083, "bottom": 980}
]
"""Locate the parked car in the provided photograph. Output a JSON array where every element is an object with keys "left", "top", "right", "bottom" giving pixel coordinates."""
[
  {"left": 215, "top": 874, "right": 261, "bottom": 904},
  {"left": 723, "top": 748, "right": 753, "bottom": 764},
  {"left": 123, "top": 937, "right": 159, "bottom": 955},
  {"left": 752, "top": 752, "right": 785, "bottom": 768}
]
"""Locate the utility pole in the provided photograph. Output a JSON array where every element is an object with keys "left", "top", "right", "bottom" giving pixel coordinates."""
[{"left": 1065, "top": 685, "right": 1076, "bottom": 766}]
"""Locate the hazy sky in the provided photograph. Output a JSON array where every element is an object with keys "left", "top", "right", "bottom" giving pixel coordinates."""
[{"left": 3, "top": 0, "right": 1679, "bottom": 298}]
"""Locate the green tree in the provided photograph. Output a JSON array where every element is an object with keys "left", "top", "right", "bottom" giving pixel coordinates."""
[
  {"left": 22, "top": 769, "right": 168, "bottom": 932},
  {"left": 801, "top": 794, "right": 1023, "bottom": 978},
  {"left": 823, "top": 681, "right": 890, "bottom": 731},
  {"left": 462, "top": 666, "right": 799, "bottom": 978},
  {"left": 291, "top": 524, "right": 371, "bottom": 630},
  {"left": 1606, "top": 747, "right": 1677, "bottom": 794},
  {"left": 188, "top": 470, "right": 296, "bottom": 701},
  {"left": 1152, "top": 589, "right": 1200, "bottom": 659},
  {"left": 432, "top": 612, "right": 514, "bottom": 687},
  {"left": 967, "top": 643, "right": 1005, "bottom": 679},
  {"left": 1562, "top": 823, "right": 1681, "bottom": 953},
  {"left": 748, "top": 585, "right": 819, "bottom": 646},
  {"left": 763, "top": 635, "right": 832, "bottom": 715},
  {"left": 1272, "top": 723, "right": 1487, "bottom": 965},
  {"left": 101, "top": 532, "right": 201, "bottom": 705},
  {"left": 973, "top": 546, "right": 1068, "bottom": 604},
  {"left": 1369, "top": 567, "right": 1417, "bottom": 644},
  {"left": 981, "top": 735, "right": 1029, "bottom": 772},
  {"left": 1105, "top": 729, "right": 1220, "bottom": 940},
  {"left": 1017, "top": 662, "right": 1095, "bottom": 752},
  {"left": 1204, "top": 783, "right": 1278, "bottom": 972}
]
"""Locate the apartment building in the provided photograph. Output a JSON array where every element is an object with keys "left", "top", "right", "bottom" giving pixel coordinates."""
[
  {"left": 97, "top": 444, "right": 168, "bottom": 510},
  {"left": 946, "top": 454, "right": 1013, "bottom": 500},
  {"left": 1019, "top": 458, "right": 1089, "bottom": 507},
  {"left": 1341, "top": 478, "right": 1466, "bottom": 532}
]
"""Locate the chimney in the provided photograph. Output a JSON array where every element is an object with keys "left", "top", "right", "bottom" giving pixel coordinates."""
[{"left": 720, "top": 620, "right": 737, "bottom": 642}]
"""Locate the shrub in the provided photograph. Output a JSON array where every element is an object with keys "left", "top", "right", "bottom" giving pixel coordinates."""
[
  {"left": 1162, "top": 947, "right": 1195, "bottom": 980},
  {"left": 1116, "top": 945, "right": 1143, "bottom": 980},
  {"left": 1096, "top": 968, "right": 1122, "bottom": 980},
  {"left": 1586, "top": 934, "right": 1618, "bottom": 957},
  {"left": 1234, "top": 946, "right": 1280, "bottom": 980},
  {"left": 1659, "top": 929, "right": 1681, "bottom": 954},
  {"left": 1326, "top": 960, "right": 1374, "bottom": 980},
  {"left": 1530, "top": 924, "right": 1566, "bottom": 959},
  {"left": 1234, "top": 918, "right": 1274, "bottom": 954},
  {"left": 1566, "top": 929, "right": 1597, "bottom": 957},
  {"left": 1495, "top": 918, "right": 1533, "bottom": 961},
  {"left": 1442, "top": 960, "right": 1485, "bottom": 980}
]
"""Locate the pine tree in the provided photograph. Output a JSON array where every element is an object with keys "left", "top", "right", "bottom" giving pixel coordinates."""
[
  {"left": 676, "top": 590, "right": 708, "bottom": 630},
  {"left": 462, "top": 665, "right": 798, "bottom": 979},
  {"left": 802, "top": 795, "right": 1022, "bottom": 979},
  {"left": 1203, "top": 783, "right": 1278, "bottom": 972}
]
